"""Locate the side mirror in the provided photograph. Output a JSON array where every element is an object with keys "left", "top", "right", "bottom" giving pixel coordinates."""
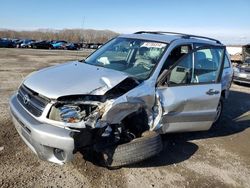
[
  {"left": 157, "top": 69, "right": 169, "bottom": 86},
  {"left": 78, "top": 58, "right": 85, "bottom": 62}
]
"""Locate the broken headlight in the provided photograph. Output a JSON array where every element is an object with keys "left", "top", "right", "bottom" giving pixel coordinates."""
[
  {"left": 48, "top": 103, "right": 98, "bottom": 123},
  {"left": 59, "top": 105, "right": 85, "bottom": 123}
]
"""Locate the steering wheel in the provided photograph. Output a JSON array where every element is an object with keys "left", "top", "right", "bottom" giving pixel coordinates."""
[{"left": 134, "top": 59, "right": 156, "bottom": 70}]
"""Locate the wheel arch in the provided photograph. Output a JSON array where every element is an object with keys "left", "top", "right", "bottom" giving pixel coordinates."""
[{"left": 121, "top": 107, "right": 150, "bottom": 137}]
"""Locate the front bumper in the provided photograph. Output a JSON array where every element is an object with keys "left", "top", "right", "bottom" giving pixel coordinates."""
[{"left": 9, "top": 93, "right": 75, "bottom": 164}]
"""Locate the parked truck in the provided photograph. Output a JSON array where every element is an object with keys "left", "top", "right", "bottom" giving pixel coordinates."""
[{"left": 227, "top": 44, "right": 250, "bottom": 64}]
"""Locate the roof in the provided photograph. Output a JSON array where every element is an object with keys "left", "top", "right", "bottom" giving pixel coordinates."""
[{"left": 119, "top": 31, "right": 222, "bottom": 45}]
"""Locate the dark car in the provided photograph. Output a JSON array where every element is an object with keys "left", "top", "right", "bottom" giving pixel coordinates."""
[
  {"left": 20, "top": 39, "right": 36, "bottom": 48},
  {"left": 233, "top": 44, "right": 250, "bottom": 85},
  {"left": 0, "top": 38, "right": 15, "bottom": 48},
  {"left": 65, "top": 43, "right": 80, "bottom": 50},
  {"left": 86, "top": 43, "right": 103, "bottom": 49},
  {"left": 85, "top": 43, "right": 95, "bottom": 49},
  {"left": 11, "top": 39, "right": 23, "bottom": 48},
  {"left": 31, "top": 40, "right": 53, "bottom": 49}
]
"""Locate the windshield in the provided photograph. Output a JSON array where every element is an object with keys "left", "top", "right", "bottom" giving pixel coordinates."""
[{"left": 84, "top": 37, "right": 167, "bottom": 80}]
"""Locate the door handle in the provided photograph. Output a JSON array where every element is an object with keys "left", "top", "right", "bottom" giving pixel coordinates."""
[{"left": 206, "top": 89, "right": 220, "bottom": 95}]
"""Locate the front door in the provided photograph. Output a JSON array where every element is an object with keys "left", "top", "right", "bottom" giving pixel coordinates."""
[{"left": 156, "top": 45, "right": 225, "bottom": 133}]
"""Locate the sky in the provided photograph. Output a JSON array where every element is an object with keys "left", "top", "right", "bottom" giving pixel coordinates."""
[{"left": 0, "top": 0, "right": 250, "bottom": 44}]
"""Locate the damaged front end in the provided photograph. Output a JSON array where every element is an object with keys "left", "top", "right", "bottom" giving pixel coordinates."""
[{"left": 46, "top": 77, "right": 154, "bottom": 154}]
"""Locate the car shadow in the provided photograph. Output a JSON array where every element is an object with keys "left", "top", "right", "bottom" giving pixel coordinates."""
[{"left": 127, "top": 89, "right": 250, "bottom": 168}]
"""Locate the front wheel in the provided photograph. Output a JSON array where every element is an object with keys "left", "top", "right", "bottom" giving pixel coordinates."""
[{"left": 99, "top": 131, "right": 163, "bottom": 168}]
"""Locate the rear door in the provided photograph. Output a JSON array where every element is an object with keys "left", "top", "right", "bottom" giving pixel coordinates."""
[{"left": 156, "top": 45, "right": 225, "bottom": 133}]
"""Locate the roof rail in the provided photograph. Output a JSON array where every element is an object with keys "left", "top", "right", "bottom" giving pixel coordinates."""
[{"left": 134, "top": 31, "right": 221, "bottom": 44}]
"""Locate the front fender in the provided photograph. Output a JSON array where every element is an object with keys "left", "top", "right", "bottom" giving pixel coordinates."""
[{"left": 102, "top": 101, "right": 145, "bottom": 124}]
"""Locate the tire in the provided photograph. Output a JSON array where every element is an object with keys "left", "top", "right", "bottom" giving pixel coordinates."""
[
  {"left": 213, "top": 98, "right": 223, "bottom": 125},
  {"left": 100, "top": 131, "right": 163, "bottom": 168}
]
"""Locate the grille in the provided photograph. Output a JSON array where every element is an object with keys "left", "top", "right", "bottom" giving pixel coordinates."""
[{"left": 17, "top": 85, "right": 50, "bottom": 117}]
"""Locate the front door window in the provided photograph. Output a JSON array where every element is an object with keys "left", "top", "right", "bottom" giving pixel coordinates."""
[{"left": 168, "top": 46, "right": 225, "bottom": 85}]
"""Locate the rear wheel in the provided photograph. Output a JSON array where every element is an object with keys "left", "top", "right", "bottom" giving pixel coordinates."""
[{"left": 213, "top": 98, "right": 223, "bottom": 125}]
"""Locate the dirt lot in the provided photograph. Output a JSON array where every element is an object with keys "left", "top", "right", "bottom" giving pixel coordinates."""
[{"left": 0, "top": 48, "right": 250, "bottom": 188}]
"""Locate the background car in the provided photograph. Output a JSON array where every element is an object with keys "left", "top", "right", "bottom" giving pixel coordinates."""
[
  {"left": 20, "top": 39, "right": 36, "bottom": 48},
  {"left": 31, "top": 40, "right": 53, "bottom": 49},
  {"left": 0, "top": 38, "right": 15, "bottom": 48},
  {"left": 233, "top": 44, "right": 250, "bottom": 85},
  {"left": 233, "top": 62, "right": 250, "bottom": 85},
  {"left": 85, "top": 43, "right": 102, "bottom": 49},
  {"left": 11, "top": 39, "right": 23, "bottom": 48},
  {"left": 65, "top": 43, "right": 80, "bottom": 50},
  {"left": 51, "top": 40, "right": 67, "bottom": 49}
]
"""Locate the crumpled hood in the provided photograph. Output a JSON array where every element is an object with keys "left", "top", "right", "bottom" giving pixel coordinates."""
[{"left": 23, "top": 61, "right": 129, "bottom": 99}]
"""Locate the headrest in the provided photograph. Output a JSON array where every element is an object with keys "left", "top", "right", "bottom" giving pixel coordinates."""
[{"left": 196, "top": 51, "right": 206, "bottom": 61}]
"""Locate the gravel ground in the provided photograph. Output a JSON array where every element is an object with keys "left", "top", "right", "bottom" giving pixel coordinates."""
[{"left": 0, "top": 48, "right": 250, "bottom": 188}]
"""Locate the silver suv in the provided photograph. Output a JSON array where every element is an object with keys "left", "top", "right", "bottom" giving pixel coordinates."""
[{"left": 9, "top": 31, "right": 233, "bottom": 167}]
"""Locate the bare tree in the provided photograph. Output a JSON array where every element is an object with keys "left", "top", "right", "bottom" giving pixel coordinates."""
[{"left": 0, "top": 29, "right": 119, "bottom": 43}]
